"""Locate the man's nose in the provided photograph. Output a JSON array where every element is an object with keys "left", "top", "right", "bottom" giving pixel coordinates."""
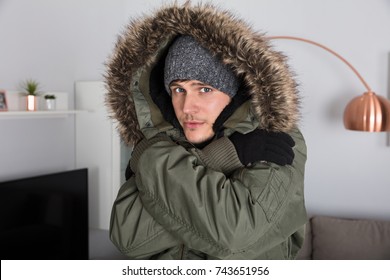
[{"left": 182, "top": 93, "right": 199, "bottom": 114}]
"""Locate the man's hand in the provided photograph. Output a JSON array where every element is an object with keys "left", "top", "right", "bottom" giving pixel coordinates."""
[{"left": 229, "top": 129, "right": 295, "bottom": 166}]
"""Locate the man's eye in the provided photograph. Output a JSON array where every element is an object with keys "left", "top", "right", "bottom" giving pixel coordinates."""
[
  {"left": 200, "top": 87, "right": 212, "bottom": 93},
  {"left": 172, "top": 88, "right": 185, "bottom": 94}
]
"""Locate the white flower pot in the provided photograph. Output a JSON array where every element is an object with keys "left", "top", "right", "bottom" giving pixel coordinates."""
[{"left": 45, "top": 99, "right": 56, "bottom": 111}]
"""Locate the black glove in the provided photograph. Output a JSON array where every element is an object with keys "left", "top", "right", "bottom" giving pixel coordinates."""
[{"left": 229, "top": 129, "right": 295, "bottom": 166}]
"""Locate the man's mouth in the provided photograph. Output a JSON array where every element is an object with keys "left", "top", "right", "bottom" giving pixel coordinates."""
[{"left": 184, "top": 121, "right": 204, "bottom": 129}]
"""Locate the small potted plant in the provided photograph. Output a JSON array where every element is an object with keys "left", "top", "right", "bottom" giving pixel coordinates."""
[
  {"left": 43, "top": 94, "right": 56, "bottom": 111},
  {"left": 22, "top": 79, "right": 40, "bottom": 111}
]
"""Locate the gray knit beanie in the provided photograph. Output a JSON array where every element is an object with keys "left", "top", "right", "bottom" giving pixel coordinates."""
[{"left": 164, "top": 35, "right": 239, "bottom": 98}]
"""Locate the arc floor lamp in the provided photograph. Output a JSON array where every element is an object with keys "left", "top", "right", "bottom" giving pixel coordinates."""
[{"left": 268, "top": 36, "right": 390, "bottom": 132}]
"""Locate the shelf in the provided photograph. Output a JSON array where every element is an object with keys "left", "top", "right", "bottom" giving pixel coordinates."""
[{"left": 0, "top": 110, "right": 89, "bottom": 119}]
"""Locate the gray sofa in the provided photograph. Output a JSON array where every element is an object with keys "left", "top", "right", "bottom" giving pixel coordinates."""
[
  {"left": 90, "top": 215, "right": 390, "bottom": 260},
  {"left": 296, "top": 215, "right": 390, "bottom": 260}
]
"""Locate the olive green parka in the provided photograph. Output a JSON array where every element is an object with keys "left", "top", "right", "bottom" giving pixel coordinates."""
[{"left": 105, "top": 3, "right": 307, "bottom": 260}]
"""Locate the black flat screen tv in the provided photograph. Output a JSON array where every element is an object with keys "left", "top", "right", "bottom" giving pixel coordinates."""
[{"left": 0, "top": 168, "right": 88, "bottom": 260}]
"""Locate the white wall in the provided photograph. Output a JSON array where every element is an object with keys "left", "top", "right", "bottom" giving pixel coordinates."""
[
  {"left": 0, "top": 0, "right": 125, "bottom": 180},
  {"left": 1, "top": 0, "right": 389, "bottom": 225}
]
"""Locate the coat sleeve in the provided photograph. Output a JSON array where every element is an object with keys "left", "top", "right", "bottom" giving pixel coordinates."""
[
  {"left": 135, "top": 128, "right": 307, "bottom": 259},
  {"left": 109, "top": 176, "right": 180, "bottom": 259},
  {"left": 109, "top": 135, "right": 244, "bottom": 259}
]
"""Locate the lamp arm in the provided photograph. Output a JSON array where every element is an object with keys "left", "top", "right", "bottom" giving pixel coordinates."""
[{"left": 267, "top": 36, "right": 372, "bottom": 92}]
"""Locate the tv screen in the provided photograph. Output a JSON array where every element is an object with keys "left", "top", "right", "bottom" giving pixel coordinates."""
[{"left": 0, "top": 168, "right": 88, "bottom": 260}]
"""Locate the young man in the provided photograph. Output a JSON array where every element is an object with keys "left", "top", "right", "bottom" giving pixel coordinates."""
[{"left": 106, "top": 3, "right": 307, "bottom": 260}]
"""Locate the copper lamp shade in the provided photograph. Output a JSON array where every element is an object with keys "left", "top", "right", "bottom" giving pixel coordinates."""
[
  {"left": 344, "top": 92, "right": 390, "bottom": 132},
  {"left": 268, "top": 36, "right": 390, "bottom": 132}
]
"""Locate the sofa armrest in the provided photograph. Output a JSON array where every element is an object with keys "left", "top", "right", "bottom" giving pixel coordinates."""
[{"left": 310, "top": 216, "right": 390, "bottom": 260}]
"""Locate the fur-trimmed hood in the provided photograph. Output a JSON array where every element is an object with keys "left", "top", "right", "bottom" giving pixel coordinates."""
[{"left": 105, "top": 2, "right": 300, "bottom": 146}]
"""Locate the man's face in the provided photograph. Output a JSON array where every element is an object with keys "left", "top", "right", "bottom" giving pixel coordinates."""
[{"left": 170, "top": 80, "right": 231, "bottom": 144}]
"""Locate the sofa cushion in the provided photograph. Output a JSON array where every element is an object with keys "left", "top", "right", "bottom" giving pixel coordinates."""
[{"left": 311, "top": 216, "right": 390, "bottom": 260}]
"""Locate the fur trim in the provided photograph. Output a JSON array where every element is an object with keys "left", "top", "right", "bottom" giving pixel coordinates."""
[{"left": 105, "top": 2, "right": 300, "bottom": 145}]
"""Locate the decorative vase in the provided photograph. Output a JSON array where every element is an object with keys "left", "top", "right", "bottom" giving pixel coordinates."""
[
  {"left": 45, "top": 98, "right": 56, "bottom": 111},
  {"left": 26, "top": 95, "right": 37, "bottom": 111}
]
